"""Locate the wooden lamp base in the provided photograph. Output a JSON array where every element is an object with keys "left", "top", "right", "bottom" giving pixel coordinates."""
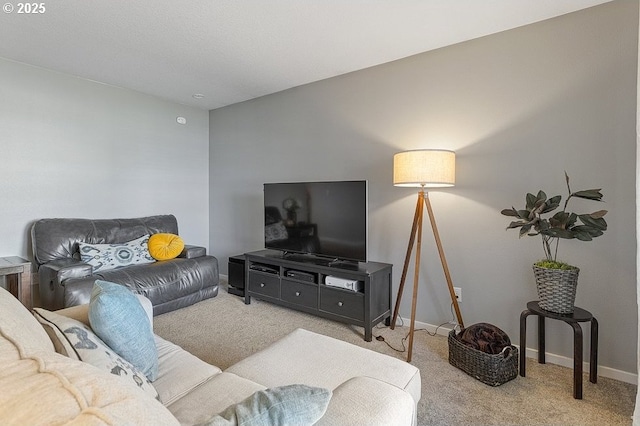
[{"left": 390, "top": 189, "right": 464, "bottom": 362}]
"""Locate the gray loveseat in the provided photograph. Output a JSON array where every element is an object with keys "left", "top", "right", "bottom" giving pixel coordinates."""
[{"left": 31, "top": 215, "right": 219, "bottom": 314}]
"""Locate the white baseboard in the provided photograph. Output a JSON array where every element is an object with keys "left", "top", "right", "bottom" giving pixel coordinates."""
[
  {"left": 520, "top": 347, "right": 637, "bottom": 385},
  {"left": 394, "top": 316, "right": 457, "bottom": 337},
  {"left": 401, "top": 317, "right": 638, "bottom": 385}
]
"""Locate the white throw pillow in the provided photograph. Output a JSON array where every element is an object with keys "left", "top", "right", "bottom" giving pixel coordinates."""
[{"left": 79, "top": 234, "right": 155, "bottom": 272}]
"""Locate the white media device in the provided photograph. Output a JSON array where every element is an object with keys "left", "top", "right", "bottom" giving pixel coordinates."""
[{"left": 325, "top": 276, "right": 363, "bottom": 292}]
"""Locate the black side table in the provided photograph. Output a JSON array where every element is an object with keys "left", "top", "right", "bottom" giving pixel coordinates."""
[{"left": 519, "top": 301, "right": 598, "bottom": 399}]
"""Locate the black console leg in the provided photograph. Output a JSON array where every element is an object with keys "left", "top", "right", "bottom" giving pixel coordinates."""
[{"left": 244, "top": 295, "right": 251, "bottom": 305}]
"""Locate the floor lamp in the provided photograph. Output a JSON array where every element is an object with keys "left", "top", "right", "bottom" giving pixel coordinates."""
[{"left": 390, "top": 149, "right": 464, "bottom": 362}]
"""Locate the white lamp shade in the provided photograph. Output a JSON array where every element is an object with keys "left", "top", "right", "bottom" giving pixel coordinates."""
[{"left": 393, "top": 149, "right": 455, "bottom": 187}]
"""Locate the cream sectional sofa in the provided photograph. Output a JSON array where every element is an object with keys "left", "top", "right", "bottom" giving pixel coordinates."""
[{"left": 0, "top": 286, "right": 421, "bottom": 425}]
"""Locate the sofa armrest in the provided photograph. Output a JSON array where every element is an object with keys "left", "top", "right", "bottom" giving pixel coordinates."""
[
  {"left": 40, "top": 258, "right": 93, "bottom": 284},
  {"left": 179, "top": 245, "right": 206, "bottom": 259},
  {"left": 63, "top": 280, "right": 95, "bottom": 307},
  {"left": 38, "top": 259, "right": 93, "bottom": 310},
  {"left": 316, "top": 377, "right": 416, "bottom": 426}
]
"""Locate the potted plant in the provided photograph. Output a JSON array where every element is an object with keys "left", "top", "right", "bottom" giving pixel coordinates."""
[{"left": 501, "top": 173, "right": 607, "bottom": 313}]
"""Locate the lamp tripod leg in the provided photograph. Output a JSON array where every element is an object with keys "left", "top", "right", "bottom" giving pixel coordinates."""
[
  {"left": 391, "top": 190, "right": 462, "bottom": 363},
  {"left": 424, "top": 194, "right": 464, "bottom": 328},
  {"left": 407, "top": 192, "right": 425, "bottom": 362},
  {"left": 391, "top": 192, "right": 422, "bottom": 330}
]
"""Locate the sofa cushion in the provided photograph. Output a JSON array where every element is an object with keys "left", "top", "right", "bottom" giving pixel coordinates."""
[
  {"left": 89, "top": 280, "right": 159, "bottom": 380},
  {"left": 0, "top": 287, "right": 53, "bottom": 355},
  {"left": 63, "top": 255, "right": 220, "bottom": 315},
  {"left": 202, "top": 384, "right": 332, "bottom": 426},
  {"left": 226, "top": 328, "right": 421, "bottom": 405},
  {"left": 154, "top": 335, "right": 222, "bottom": 405},
  {"left": 315, "top": 376, "right": 415, "bottom": 426},
  {"left": 32, "top": 215, "right": 179, "bottom": 266},
  {"left": 149, "top": 233, "right": 185, "bottom": 261},
  {"left": 0, "top": 344, "right": 178, "bottom": 425},
  {"left": 33, "top": 307, "right": 160, "bottom": 401},
  {"left": 167, "top": 372, "right": 265, "bottom": 425},
  {"left": 79, "top": 234, "right": 155, "bottom": 272}
]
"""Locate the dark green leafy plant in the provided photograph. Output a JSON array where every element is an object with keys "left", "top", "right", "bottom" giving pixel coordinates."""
[{"left": 501, "top": 173, "right": 607, "bottom": 266}]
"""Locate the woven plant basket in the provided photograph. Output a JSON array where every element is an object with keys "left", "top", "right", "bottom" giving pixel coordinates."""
[
  {"left": 448, "top": 330, "right": 518, "bottom": 387},
  {"left": 533, "top": 264, "right": 579, "bottom": 314}
]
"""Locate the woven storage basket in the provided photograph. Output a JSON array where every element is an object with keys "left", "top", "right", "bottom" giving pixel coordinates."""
[
  {"left": 448, "top": 329, "right": 518, "bottom": 386},
  {"left": 533, "top": 265, "right": 579, "bottom": 314}
]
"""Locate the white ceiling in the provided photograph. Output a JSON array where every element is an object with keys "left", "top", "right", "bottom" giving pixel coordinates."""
[{"left": 0, "top": 1, "right": 612, "bottom": 110}]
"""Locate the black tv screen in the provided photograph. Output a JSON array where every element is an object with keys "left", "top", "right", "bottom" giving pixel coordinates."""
[{"left": 264, "top": 180, "right": 367, "bottom": 262}]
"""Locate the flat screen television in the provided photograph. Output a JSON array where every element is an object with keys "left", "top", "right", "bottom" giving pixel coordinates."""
[{"left": 264, "top": 180, "right": 367, "bottom": 263}]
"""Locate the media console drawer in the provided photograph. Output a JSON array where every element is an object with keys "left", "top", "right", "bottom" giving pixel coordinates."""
[
  {"left": 281, "top": 279, "right": 317, "bottom": 308},
  {"left": 248, "top": 272, "right": 280, "bottom": 299},
  {"left": 320, "top": 286, "right": 364, "bottom": 321}
]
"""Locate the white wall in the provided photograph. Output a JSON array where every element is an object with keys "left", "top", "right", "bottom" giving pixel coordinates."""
[
  {"left": 1, "top": 58, "right": 210, "bottom": 260},
  {"left": 210, "top": 1, "right": 638, "bottom": 376}
]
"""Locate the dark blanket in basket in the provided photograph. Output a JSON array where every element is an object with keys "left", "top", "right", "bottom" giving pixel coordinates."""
[{"left": 455, "top": 323, "right": 511, "bottom": 355}]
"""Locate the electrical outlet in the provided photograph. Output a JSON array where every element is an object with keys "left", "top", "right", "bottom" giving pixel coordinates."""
[{"left": 454, "top": 287, "right": 462, "bottom": 302}]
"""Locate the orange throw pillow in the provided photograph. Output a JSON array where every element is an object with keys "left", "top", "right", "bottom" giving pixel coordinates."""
[{"left": 148, "top": 233, "right": 184, "bottom": 261}]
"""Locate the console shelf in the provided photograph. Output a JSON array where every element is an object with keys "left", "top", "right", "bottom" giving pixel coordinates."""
[{"left": 244, "top": 249, "right": 392, "bottom": 342}]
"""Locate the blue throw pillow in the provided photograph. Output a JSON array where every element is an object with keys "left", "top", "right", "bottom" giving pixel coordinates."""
[
  {"left": 199, "top": 384, "right": 332, "bottom": 426},
  {"left": 88, "top": 280, "right": 159, "bottom": 381}
]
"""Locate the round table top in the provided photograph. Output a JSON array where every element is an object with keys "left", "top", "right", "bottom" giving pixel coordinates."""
[{"left": 526, "top": 301, "right": 593, "bottom": 322}]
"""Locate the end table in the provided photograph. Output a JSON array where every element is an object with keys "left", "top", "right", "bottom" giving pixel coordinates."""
[
  {"left": 519, "top": 300, "right": 598, "bottom": 399},
  {"left": 0, "top": 257, "right": 33, "bottom": 309}
]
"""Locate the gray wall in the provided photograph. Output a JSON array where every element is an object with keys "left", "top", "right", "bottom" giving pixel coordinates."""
[
  {"left": 1, "top": 58, "right": 210, "bottom": 261},
  {"left": 210, "top": 1, "right": 638, "bottom": 376}
]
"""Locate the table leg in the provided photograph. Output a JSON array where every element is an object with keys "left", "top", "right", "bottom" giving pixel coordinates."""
[
  {"left": 6, "top": 274, "right": 17, "bottom": 298},
  {"left": 570, "top": 322, "right": 583, "bottom": 399},
  {"left": 590, "top": 317, "right": 598, "bottom": 384},
  {"left": 538, "top": 315, "right": 546, "bottom": 364},
  {"left": 519, "top": 309, "right": 531, "bottom": 377},
  {"left": 20, "top": 267, "right": 32, "bottom": 309}
]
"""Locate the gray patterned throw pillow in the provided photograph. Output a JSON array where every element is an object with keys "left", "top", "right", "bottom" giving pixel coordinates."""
[
  {"left": 78, "top": 234, "right": 155, "bottom": 272},
  {"left": 33, "top": 308, "right": 160, "bottom": 401}
]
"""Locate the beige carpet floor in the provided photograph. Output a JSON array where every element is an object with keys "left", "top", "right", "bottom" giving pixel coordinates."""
[{"left": 154, "top": 279, "right": 636, "bottom": 425}]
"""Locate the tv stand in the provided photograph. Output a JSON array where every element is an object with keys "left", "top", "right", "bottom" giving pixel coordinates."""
[
  {"left": 327, "top": 259, "right": 360, "bottom": 270},
  {"left": 244, "top": 249, "right": 392, "bottom": 342},
  {"left": 281, "top": 252, "right": 361, "bottom": 269}
]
